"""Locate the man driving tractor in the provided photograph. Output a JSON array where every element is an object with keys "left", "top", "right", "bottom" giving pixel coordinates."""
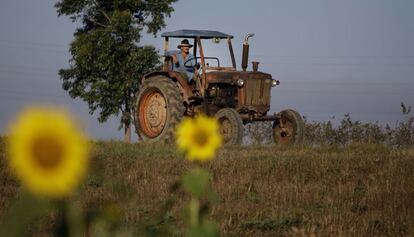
[{"left": 165, "top": 39, "right": 196, "bottom": 82}]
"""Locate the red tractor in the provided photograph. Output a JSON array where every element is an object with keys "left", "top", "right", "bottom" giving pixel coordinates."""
[{"left": 134, "top": 29, "right": 305, "bottom": 145}]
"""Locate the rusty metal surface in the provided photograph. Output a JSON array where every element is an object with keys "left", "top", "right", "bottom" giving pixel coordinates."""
[
  {"left": 241, "top": 44, "right": 249, "bottom": 71},
  {"left": 227, "top": 37, "right": 236, "bottom": 69},
  {"left": 248, "top": 114, "right": 278, "bottom": 121},
  {"left": 243, "top": 77, "right": 271, "bottom": 108},
  {"left": 252, "top": 61, "right": 259, "bottom": 72},
  {"left": 197, "top": 37, "right": 207, "bottom": 95},
  {"left": 205, "top": 71, "right": 272, "bottom": 114},
  {"left": 138, "top": 89, "right": 167, "bottom": 138},
  {"left": 241, "top": 33, "right": 254, "bottom": 71},
  {"left": 169, "top": 71, "right": 195, "bottom": 101},
  {"left": 141, "top": 70, "right": 194, "bottom": 103},
  {"left": 142, "top": 71, "right": 169, "bottom": 82},
  {"left": 205, "top": 71, "right": 271, "bottom": 82}
]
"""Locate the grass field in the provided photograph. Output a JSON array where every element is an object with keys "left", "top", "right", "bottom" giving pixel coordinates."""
[{"left": 1, "top": 138, "right": 413, "bottom": 236}]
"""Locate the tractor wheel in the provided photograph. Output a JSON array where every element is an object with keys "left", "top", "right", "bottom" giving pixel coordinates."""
[
  {"left": 215, "top": 108, "right": 243, "bottom": 145},
  {"left": 273, "top": 109, "right": 305, "bottom": 146},
  {"left": 134, "top": 76, "right": 184, "bottom": 143}
]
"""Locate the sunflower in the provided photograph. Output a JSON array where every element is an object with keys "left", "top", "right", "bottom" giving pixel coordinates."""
[
  {"left": 176, "top": 115, "right": 222, "bottom": 161},
  {"left": 7, "top": 106, "right": 90, "bottom": 198}
]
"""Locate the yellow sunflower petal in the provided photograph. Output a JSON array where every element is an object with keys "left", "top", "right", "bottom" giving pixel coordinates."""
[
  {"left": 7, "top": 106, "right": 90, "bottom": 198},
  {"left": 175, "top": 115, "right": 222, "bottom": 162}
]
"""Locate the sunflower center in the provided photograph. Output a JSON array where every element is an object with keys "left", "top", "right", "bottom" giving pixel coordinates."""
[
  {"left": 193, "top": 129, "right": 209, "bottom": 147},
  {"left": 31, "top": 135, "right": 64, "bottom": 170}
]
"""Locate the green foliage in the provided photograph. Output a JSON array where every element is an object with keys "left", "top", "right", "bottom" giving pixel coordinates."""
[
  {"left": 182, "top": 168, "right": 219, "bottom": 237},
  {"left": 55, "top": 0, "right": 177, "bottom": 128},
  {"left": 303, "top": 111, "right": 414, "bottom": 147},
  {"left": 182, "top": 168, "right": 210, "bottom": 199},
  {"left": 245, "top": 104, "right": 414, "bottom": 147},
  {"left": 186, "top": 221, "right": 218, "bottom": 237},
  {"left": 0, "top": 191, "right": 50, "bottom": 237}
]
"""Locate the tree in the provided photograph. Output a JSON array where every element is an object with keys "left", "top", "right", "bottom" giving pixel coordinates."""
[{"left": 55, "top": 0, "right": 177, "bottom": 142}]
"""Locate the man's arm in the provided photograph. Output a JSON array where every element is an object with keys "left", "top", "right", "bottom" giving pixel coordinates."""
[
  {"left": 165, "top": 50, "right": 180, "bottom": 66},
  {"left": 184, "top": 55, "right": 196, "bottom": 68}
]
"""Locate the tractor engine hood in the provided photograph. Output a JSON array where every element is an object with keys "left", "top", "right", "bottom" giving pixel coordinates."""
[
  {"left": 206, "top": 70, "right": 276, "bottom": 115},
  {"left": 205, "top": 71, "right": 272, "bottom": 84}
]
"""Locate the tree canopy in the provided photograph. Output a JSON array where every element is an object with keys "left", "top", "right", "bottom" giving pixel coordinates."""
[{"left": 55, "top": 0, "right": 177, "bottom": 141}]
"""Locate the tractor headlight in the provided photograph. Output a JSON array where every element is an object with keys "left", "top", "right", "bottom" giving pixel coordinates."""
[
  {"left": 236, "top": 78, "right": 244, "bottom": 87},
  {"left": 271, "top": 79, "right": 280, "bottom": 87}
]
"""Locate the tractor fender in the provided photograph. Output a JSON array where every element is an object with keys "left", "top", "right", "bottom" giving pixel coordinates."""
[
  {"left": 141, "top": 71, "right": 193, "bottom": 103},
  {"left": 141, "top": 71, "right": 169, "bottom": 83}
]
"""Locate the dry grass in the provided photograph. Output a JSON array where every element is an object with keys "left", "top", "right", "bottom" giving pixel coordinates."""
[{"left": 1, "top": 138, "right": 413, "bottom": 236}]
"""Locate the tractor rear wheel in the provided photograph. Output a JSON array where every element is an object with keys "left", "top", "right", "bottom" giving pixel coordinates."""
[
  {"left": 273, "top": 109, "right": 305, "bottom": 146},
  {"left": 134, "top": 76, "right": 184, "bottom": 143},
  {"left": 215, "top": 108, "right": 243, "bottom": 145}
]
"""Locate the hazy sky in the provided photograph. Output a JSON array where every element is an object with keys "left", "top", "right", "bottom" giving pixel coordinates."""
[{"left": 1, "top": 0, "right": 413, "bottom": 140}]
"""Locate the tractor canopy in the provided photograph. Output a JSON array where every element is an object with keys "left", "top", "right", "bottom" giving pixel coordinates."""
[{"left": 161, "top": 29, "right": 233, "bottom": 39}]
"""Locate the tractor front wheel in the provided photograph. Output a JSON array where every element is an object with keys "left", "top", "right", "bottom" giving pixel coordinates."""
[
  {"left": 215, "top": 108, "right": 243, "bottom": 145},
  {"left": 273, "top": 109, "right": 305, "bottom": 146}
]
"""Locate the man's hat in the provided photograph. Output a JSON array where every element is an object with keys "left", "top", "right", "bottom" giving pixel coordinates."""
[{"left": 177, "top": 39, "right": 193, "bottom": 49}]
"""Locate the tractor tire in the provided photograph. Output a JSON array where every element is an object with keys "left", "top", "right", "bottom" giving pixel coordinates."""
[
  {"left": 273, "top": 109, "right": 305, "bottom": 146},
  {"left": 134, "top": 76, "right": 184, "bottom": 143},
  {"left": 215, "top": 108, "right": 243, "bottom": 145}
]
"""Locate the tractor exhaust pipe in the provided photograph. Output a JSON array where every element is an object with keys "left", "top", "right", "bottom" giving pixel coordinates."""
[{"left": 241, "top": 33, "right": 254, "bottom": 71}]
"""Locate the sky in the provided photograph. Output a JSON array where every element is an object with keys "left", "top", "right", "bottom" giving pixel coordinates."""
[{"left": 1, "top": 0, "right": 413, "bottom": 140}]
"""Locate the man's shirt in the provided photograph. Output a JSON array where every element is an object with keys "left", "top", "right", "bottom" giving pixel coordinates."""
[{"left": 166, "top": 50, "right": 196, "bottom": 81}]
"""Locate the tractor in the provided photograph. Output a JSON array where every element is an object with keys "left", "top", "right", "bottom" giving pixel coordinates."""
[{"left": 134, "top": 29, "right": 305, "bottom": 145}]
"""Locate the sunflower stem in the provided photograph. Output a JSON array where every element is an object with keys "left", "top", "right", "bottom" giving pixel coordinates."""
[
  {"left": 189, "top": 197, "right": 200, "bottom": 228},
  {"left": 66, "top": 200, "right": 85, "bottom": 237}
]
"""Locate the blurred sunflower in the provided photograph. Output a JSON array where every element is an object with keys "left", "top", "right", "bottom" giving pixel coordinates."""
[
  {"left": 7, "top": 106, "right": 90, "bottom": 198},
  {"left": 176, "top": 115, "right": 222, "bottom": 161}
]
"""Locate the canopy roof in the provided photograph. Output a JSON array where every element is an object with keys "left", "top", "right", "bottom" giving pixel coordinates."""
[{"left": 161, "top": 29, "right": 233, "bottom": 39}]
